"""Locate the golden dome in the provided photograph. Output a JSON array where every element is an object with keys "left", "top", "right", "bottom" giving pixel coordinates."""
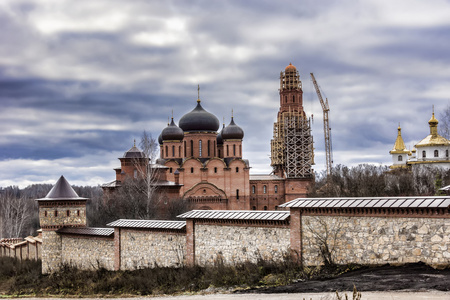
[
  {"left": 390, "top": 125, "right": 410, "bottom": 154},
  {"left": 285, "top": 63, "right": 296, "bottom": 71},
  {"left": 415, "top": 112, "right": 450, "bottom": 147}
]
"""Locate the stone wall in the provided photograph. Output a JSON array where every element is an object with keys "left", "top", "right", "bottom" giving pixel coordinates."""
[
  {"left": 195, "top": 224, "right": 290, "bottom": 265},
  {"left": 120, "top": 229, "right": 185, "bottom": 269},
  {"left": 302, "top": 216, "right": 450, "bottom": 267},
  {"left": 61, "top": 235, "right": 114, "bottom": 270},
  {"left": 41, "top": 231, "right": 62, "bottom": 274}
]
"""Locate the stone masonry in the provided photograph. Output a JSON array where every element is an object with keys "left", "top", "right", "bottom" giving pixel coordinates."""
[
  {"left": 302, "top": 216, "right": 450, "bottom": 268},
  {"left": 61, "top": 236, "right": 114, "bottom": 270},
  {"left": 195, "top": 224, "right": 290, "bottom": 265}
]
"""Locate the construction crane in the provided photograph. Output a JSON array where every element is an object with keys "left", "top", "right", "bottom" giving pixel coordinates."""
[{"left": 310, "top": 73, "right": 333, "bottom": 177}]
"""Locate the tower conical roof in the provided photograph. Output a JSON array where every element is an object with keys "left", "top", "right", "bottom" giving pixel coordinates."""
[
  {"left": 390, "top": 125, "right": 409, "bottom": 154},
  {"left": 37, "top": 176, "right": 87, "bottom": 201}
]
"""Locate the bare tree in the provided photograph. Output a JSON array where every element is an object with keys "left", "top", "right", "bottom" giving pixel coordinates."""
[
  {"left": 439, "top": 103, "right": 450, "bottom": 139},
  {"left": 0, "top": 187, "right": 33, "bottom": 238}
]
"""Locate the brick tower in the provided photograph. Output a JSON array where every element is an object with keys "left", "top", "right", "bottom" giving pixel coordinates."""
[
  {"left": 270, "top": 63, "right": 314, "bottom": 200},
  {"left": 36, "top": 176, "right": 88, "bottom": 274}
]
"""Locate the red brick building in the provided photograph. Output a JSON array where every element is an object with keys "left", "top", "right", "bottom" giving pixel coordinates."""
[{"left": 104, "top": 63, "right": 314, "bottom": 210}]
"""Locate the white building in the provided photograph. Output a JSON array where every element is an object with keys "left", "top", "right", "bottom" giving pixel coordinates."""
[{"left": 390, "top": 112, "right": 450, "bottom": 170}]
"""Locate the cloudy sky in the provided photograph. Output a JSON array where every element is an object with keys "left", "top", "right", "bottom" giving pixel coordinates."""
[{"left": 1, "top": 0, "right": 450, "bottom": 188}]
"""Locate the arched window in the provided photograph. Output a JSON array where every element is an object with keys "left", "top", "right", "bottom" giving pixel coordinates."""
[
  {"left": 199, "top": 140, "right": 202, "bottom": 157},
  {"left": 214, "top": 167, "right": 217, "bottom": 173},
  {"left": 214, "top": 141, "right": 216, "bottom": 156},
  {"left": 422, "top": 151, "right": 426, "bottom": 158},
  {"left": 134, "top": 169, "right": 137, "bottom": 178},
  {"left": 252, "top": 206, "right": 256, "bottom": 210},
  {"left": 227, "top": 145, "right": 229, "bottom": 156},
  {"left": 191, "top": 167, "right": 194, "bottom": 173},
  {"left": 263, "top": 185, "right": 267, "bottom": 194},
  {"left": 434, "top": 150, "right": 439, "bottom": 157},
  {"left": 274, "top": 185, "right": 278, "bottom": 193},
  {"left": 208, "top": 140, "right": 211, "bottom": 157},
  {"left": 292, "top": 95, "right": 295, "bottom": 102},
  {"left": 236, "top": 189, "right": 239, "bottom": 200},
  {"left": 172, "top": 145, "right": 175, "bottom": 157},
  {"left": 190, "top": 140, "right": 194, "bottom": 156},
  {"left": 66, "top": 210, "right": 70, "bottom": 217},
  {"left": 169, "top": 167, "right": 173, "bottom": 173},
  {"left": 165, "top": 145, "right": 168, "bottom": 158},
  {"left": 263, "top": 206, "right": 267, "bottom": 210},
  {"left": 236, "top": 167, "right": 239, "bottom": 173},
  {"left": 398, "top": 155, "right": 402, "bottom": 162},
  {"left": 184, "top": 141, "right": 186, "bottom": 157},
  {"left": 446, "top": 150, "right": 449, "bottom": 157},
  {"left": 239, "top": 145, "right": 242, "bottom": 156},
  {"left": 179, "top": 146, "right": 181, "bottom": 157},
  {"left": 218, "top": 149, "right": 221, "bottom": 157},
  {"left": 252, "top": 185, "right": 255, "bottom": 194},
  {"left": 233, "top": 144, "right": 236, "bottom": 156},
  {"left": 54, "top": 210, "right": 58, "bottom": 217}
]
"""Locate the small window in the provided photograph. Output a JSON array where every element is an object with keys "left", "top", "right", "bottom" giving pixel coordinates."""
[
  {"left": 77, "top": 210, "right": 80, "bottom": 217},
  {"left": 252, "top": 206, "right": 256, "bottom": 210},
  {"left": 172, "top": 145, "right": 175, "bottom": 157},
  {"left": 398, "top": 155, "right": 402, "bottom": 162},
  {"left": 233, "top": 144, "right": 236, "bottom": 156},
  {"left": 252, "top": 185, "right": 255, "bottom": 194},
  {"left": 263, "top": 206, "right": 267, "bottom": 210},
  {"left": 422, "top": 151, "right": 426, "bottom": 158},
  {"left": 208, "top": 140, "right": 211, "bottom": 157},
  {"left": 165, "top": 145, "right": 168, "bottom": 157},
  {"left": 134, "top": 169, "right": 137, "bottom": 178},
  {"left": 199, "top": 140, "right": 202, "bottom": 157},
  {"left": 236, "top": 167, "right": 239, "bottom": 173},
  {"left": 236, "top": 189, "right": 239, "bottom": 200},
  {"left": 292, "top": 95, "right": 295, "bottom": 102},
  {"left": 191, "top": 167, "right": 194, "bottom": 173},
  {"left": 190, "top": 140, "right": 194, "bottom": 156},
  {"left": 446, "top": 150, "right": 449, "bottom": 157},
  {"left": 66, "top": 210, "right": 70, "bottom": 217},
  {"left": 54, "top": 210, "right": 58, "bottom": 217},
  {"left": 274, "top": 185, "right": 278, "bottom": 194},
  {"left": 44, "top": 211, "right": 47, "bottom": 217},
  {"left": 170, "top": 167, "right": 173, "bottom": 173},
  {"left": 434, "top": 150, "right": 439, "bottom": 157},
  {"left": 263, "top": 185, "right": 267, "bottom": 194},
  {"left": 214, "top": 167, "right": 217, "bottom": 173}
]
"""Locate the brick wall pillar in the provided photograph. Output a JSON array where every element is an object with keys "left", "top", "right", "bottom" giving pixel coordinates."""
[
  {"left": 114, "top": 227, "right": 121, "bottom": 271},
  {"left": 186, "top": 219, "right": 195, "bottom": 266},
  {"left": 289, "top": 207, "right": 302, "bottom": 264}
]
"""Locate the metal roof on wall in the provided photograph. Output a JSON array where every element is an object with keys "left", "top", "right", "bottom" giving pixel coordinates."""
[
  {"left": 57, "top": 227, "right": 114, "bottom": 237},
  {"left": 279, "top": 196, "right": 450, "bottom": 209},
  {"left": 107, "top": 219, "right": 186, "bottom": 230},
  {"left": 177, "top": 210, "right": 290, "bottom": 221}
]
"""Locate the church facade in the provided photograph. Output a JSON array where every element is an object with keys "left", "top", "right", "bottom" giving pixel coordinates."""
[
  {"left": 390, "top": 111, "right": 450, "bottom": 170},
  {"left": 104, "top": 63, "right": 314, "bottom": 210}
]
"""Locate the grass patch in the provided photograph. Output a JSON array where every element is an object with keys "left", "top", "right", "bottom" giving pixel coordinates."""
[{"left": 0, "top": 257, "right": 360, "bottom": 296}]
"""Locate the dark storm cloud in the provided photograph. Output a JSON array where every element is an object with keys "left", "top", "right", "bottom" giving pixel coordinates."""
[{"left": 1, "top": 0, "right": 450, "bottom": 187}]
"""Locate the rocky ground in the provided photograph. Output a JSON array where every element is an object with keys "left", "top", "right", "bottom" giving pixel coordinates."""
[{"left": 240, "top": 263, "right": 450, "bottom": 294}]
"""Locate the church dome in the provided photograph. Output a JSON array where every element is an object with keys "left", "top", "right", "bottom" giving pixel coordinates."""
[
  {"left": 158, "top": 133, "right": 163, "bottom": 145},
  {"left": 217, "top": 124, "right": 225, "bottom": 145},
  {"left": 179, "top": 100, "right": 220, "bottom": 132},
  {"left": 222, "top": 117, "right": 244, "bottom": 140},
  {"left": 285, "top": 63, "right": 296, "bottom": 72},
  {"left": 161, "top": 118, "right": 184, "bottom": 141},
  {"left": 123, "top": 144, "right": 144, "bottom": 158}
]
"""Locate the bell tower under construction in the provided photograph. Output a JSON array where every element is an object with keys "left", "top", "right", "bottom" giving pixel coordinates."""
[{"left": 270, "top": 63, "right": 314, "bottom": 200}]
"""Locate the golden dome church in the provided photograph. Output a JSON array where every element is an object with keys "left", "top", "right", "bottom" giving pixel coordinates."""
[{"left": 390, "top": 110, "right": 450, "bottom": 170}]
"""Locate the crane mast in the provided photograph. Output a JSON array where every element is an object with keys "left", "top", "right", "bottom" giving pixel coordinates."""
[{"left": 310, "top": 73, "right": 333, "bottom": 177}]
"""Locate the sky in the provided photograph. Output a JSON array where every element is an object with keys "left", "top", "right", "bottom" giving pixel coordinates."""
[{"left": 1, "top": 0, "right": 450, "bottom": 188}]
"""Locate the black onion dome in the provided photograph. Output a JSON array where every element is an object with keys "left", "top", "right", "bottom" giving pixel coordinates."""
[
  {"left": 158, "top": 133, "right": 163, "bottom": 145},
  {"left": 123, "top": 145, "right": 144, "bottom": 158},
  {"left": 222, "top": 117, "right": 244, "bottom": 140},
  {"left": 179, "top": 101, "right": 220, "bottom": 132},
  {"left": 161, "top": 118, "right": 184, "bottom": 141},
  {"left": 216, "top": 123, "right": 225, "bottom": 145}
]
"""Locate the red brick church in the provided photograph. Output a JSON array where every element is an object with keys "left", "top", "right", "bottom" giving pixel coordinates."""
[{"left": 103, "top": 63, "right": 314, "bottom": 210}]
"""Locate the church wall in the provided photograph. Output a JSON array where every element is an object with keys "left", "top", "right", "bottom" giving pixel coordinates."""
[
  {"left": 300, "top": 215, "right": 450, "bottom": 268},
  {"left": 61, "top": 235, "right": 115, "bottom": 270},
  {"left": 249, "top": 179, "right": 285, "bottom": 210},
  {"left": 194, "top": 223, "right": 290, "bottom": 266},
  {"left": 119, "top": 229, "right": 186, "bottom": 269}
]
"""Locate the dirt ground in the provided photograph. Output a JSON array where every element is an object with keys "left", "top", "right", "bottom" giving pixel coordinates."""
[{"left": 240, "top": 263, "right": 450, "bottom": 294}]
